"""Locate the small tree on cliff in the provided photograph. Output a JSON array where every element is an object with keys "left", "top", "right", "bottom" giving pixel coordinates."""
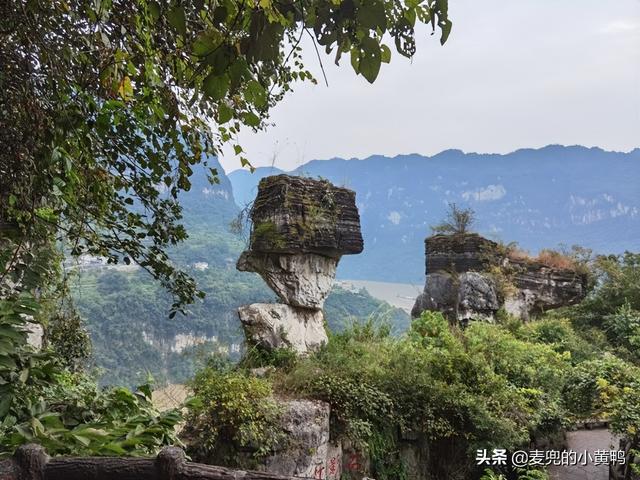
[{"left": 431, "top": 203, "right": 476, "bottom": 235}]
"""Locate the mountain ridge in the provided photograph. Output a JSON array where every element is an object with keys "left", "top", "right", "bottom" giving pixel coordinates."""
[{"left": 228, "top": 145, "right": 640, "bottom": 282}]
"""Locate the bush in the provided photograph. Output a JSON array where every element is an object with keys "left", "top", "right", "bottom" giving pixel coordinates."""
[
  {"left": 572, "top": 252, "right": 640, "bottom": 326},
  {"left": 185, "top": 363, "right": 284, "bottom": 465},
  {"left": 0, "top": 285, "right": 181, "bottom": 457},
  {"left": 273, "top": 312, "right": 566, "bottom": 479},
  {"left": 518, "top": 317, "right": 600, "bottom": 365},
  {"left": 0, "top": 371, "right": 181, "bottom": 456},
  {"left": 45, "top": 309, "right": 92, "bottom": 372},
  {"left": 431, "top": 203, "right": 476, "bottom": 235},
  {"left": 183, "top": 310, "right": 640, "bottom": 478},
  {"left": 603, "top": 303, "right": 640, "bottom": 360},
  {"left": 563, "top": 354, "right": 640, "bottom": 420},
  {"left": 537, "top": 249, "right": 578, "bottom": 271}
]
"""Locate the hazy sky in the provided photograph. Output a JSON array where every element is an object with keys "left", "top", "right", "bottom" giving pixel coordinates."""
[{"left": 219, "top": 0, "right": 640, "bottom": 173}]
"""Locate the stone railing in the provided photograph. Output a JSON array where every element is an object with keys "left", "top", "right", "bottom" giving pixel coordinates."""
[{"left": 0, "top": 444, "right": 312, "bottom": 480}]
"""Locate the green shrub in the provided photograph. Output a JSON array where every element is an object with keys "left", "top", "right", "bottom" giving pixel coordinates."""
[
  {"left": 563, "top": 354, "right": 640, "bottom": 419},
  {"left": 0, "top": 371, "right": 181, "bottom": 456},
  {"left": 185, "top": 364, "right": 284, "bottom": 465},
  {"left": 603, "top": 303, "right": 640, "bottom": 361},
  {"left": 45, "top": 309, "right": 92, "bottom": 372},
  {"left": 609, "top": 382, "right": 640, "bottom": 475},
  {"left": 274, "top": 312, "right": 563, "bottom": 479},
  {"left": 0, "top": 275, "right": 181, "bottom": 457},
  {"left": 239, "top": 345, "right": 298, "bottom": 370}
]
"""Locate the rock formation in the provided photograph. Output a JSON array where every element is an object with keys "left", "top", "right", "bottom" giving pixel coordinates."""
[
  {"left": 237, "top": 175, "right": 363, "bottom": 353},
  {"left": 412, "top": 233, "right": 588, "bottom": 323},
  {"left": 262, "top": 399, "right": 340, "bottom": 479},
  {"left": 237, "top": 304, "right": 327, "bottom": 354}
]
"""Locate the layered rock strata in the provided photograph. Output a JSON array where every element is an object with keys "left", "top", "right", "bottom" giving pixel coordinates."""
[
  {"left": 412, "top": 233, "right": 588, "bottom": 323},
  {"left": 237, "top": 175, "right": 363, "bottom": 354}
]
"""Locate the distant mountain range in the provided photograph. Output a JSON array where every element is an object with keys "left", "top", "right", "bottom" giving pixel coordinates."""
[{"left": 227, "top": 145, "right": 640, "bottom": 283}]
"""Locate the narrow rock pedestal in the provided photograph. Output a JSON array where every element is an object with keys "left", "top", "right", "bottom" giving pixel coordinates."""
[{"left": 238, "top": 304, "right": 327, "bottom": 354}]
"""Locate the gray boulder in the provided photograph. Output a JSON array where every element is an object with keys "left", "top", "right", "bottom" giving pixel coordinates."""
[
  {"left": 411, "top": 272, "right": 456, "bottom": 319},
  {"left": 457, "top": 272, "right": 499, "bottom": 323},
  {"left": 238, "top": 303, "right": 328, "bottom": 354},
  {"left": 237, "top": 252, "right": 337, "bottom": 309},
  {"left": 411, "top": 271, "right": 499, "bottom": 323}
]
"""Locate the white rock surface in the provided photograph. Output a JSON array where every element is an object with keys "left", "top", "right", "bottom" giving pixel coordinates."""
[
  {"left": 238, "top": 303, "right": 328, "bottom": 354},
  {"left": 457, "top": 272, "right": 499, "bottom": 322},
  {"left": 263, "top": 399, "right": 333, "bottom": 478},
  {"left": 25, "top": 322, "right": 43, "bottom": 350},
  {"left": 238, "top": 252, "right": 338, "bottom": 309}
]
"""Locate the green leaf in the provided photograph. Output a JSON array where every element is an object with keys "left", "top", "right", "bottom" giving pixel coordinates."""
[
  {"left": 167, "top": 6, "right": 186, "bottom": 36},
  {"left": 245, "top": 80, "right": 268, "bottom": 109},
  {"left": 73, "top": 427, "right": 109, "bottom": 438},
  {"left": 0, "top": 395, "right": 12, "bottom": 417},
  {"left": 192, "top": 31, "right": 221, "bottom": 57},
  {"left": 380, "top": 44, "right": 391, "bottom": 63},
  {"left": 350, "top": 48, "right": 360, "bottom": 73},
  {"left": 203, "top": 73, "right": 230, "bottom": 101},
  {"left": 217, "top": 104, "right": 233, "bottom": 124},
  {"left": 148, "top": 1, "right": 161, "bottom": 21},
  {"left": 0, "top": 325, "right": 26, "bottom": 342},
  {"left": 404, "top": 7, "right": 417, "bottom": 27},
  {"left": 101, "top": 443, "right": 127, "bottom": 455},
  {"left": 242, "top": 112, "right": 260, "bottom": 127},
  {"left": 72, "top": 434, "right": 92, "bottom": 447},
  {"left": 440, "top": 19, "right": 453, "bottom": 45},
  {"left": 358, "top": 1, "right": 387, "bottom": 31},
  {"left": 118, "top": 76, "right": 133, "bottom": 101},
  {"left": 228, "top": 58, "right": 250, "bottom": 86},
  {"left": 0, "top": 355, "right": 17, "bottom": 370},
  {"left": 358, "top": 37, "right": 382, "bottom": 83}
]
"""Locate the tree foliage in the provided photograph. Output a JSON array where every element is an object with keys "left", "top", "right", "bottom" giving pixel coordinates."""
[
  {"left": 431, "top": 202, "right": 476, "bottom": 235},
  {"left": 0, "top": 232, "right": 181, "bottom": 456},
  {"left": 1, "top": 0, "right": 452, "bottom": 311}
]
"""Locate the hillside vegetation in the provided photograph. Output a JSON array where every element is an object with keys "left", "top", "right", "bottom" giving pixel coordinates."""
[{"left": 184, "top": 252, "right": 640, "bottom": 479}]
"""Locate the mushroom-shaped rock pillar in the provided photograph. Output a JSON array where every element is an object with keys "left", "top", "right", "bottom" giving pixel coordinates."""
[{"left": 237, "top": 175, "right": 363, "bottom": 353}]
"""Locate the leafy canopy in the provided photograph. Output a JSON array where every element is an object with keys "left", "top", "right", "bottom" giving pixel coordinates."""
[
  {"left": 431, "top": 202, "right": 476, "bottom": 235},
  {"left": 1, "top": 0, "right": 452, "bottom": 312}
]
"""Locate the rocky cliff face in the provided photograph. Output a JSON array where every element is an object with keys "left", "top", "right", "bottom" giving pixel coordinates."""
[
  {"left": 424, "top": 234, "right": 499, "bottom": 274},
  {"left": 505, "top": 259, "right": 589, "bottom": 320},
  {"left": 247, "top": 175, "right": 363, "bottom": 257},
  {"left": 244, "top": 397, "right": 426, "bottom": 480},
  {"left": 237, "top": 175, "right": 363, "bottom": 354},
  {"left": 412, "top": 233, "right": 588, "bottom": 323}
]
